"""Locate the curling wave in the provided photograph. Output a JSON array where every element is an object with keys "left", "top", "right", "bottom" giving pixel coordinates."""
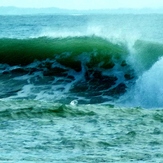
[{"left": 0, "top": 36, "right": 163, "bottom": 106}]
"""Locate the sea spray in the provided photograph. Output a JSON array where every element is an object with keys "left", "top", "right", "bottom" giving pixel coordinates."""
[
  {"left": 126, "top": 57, "right": 163, "bottom": 108},
  {"left": 128, "top": 40, "right": 163, "bottom": 74}
]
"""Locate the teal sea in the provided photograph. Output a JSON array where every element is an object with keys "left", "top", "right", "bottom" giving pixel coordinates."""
[{"left": 1, "top": 14, "right": 163, "bottom": 162}]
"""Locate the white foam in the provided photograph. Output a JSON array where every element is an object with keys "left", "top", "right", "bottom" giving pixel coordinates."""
[
  {"left": 124, "top": 57, "right": 163, "bottom": 108},
  {"left": 10, "top": 84, "right": 35, "bottom": 99},
  {"left": 70, "top": 100, "right": 78, "bottom": 106}
]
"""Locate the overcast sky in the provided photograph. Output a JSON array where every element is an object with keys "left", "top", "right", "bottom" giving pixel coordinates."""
[{"left": 0, "top": 0, "right": 163, "bottom": 10}]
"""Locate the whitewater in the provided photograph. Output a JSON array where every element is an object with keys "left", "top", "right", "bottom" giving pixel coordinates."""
[{"left": 1, "top": 14, "right": 163, "bottom": 162}]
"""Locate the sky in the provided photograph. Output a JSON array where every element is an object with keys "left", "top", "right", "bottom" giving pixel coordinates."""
[{"left": 0, "top": 0, "right": 163, "bottom": 10}]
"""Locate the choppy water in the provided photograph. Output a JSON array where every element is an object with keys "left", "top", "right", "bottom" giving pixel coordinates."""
[{"left": 1, "top": 14, "right": 163, "bottom": 162}]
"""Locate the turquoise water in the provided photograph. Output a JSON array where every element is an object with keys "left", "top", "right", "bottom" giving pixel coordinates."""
[
  {"left": 1, "top": 14, "right": 163, "bottom": 162},
  {"left": 1, "top": 100, "right": 163, "bottom": 162}
]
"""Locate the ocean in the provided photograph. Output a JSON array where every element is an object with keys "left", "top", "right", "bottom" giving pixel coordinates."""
[{"left": 1, "top": 14, "right": 163, "bottom": 162}]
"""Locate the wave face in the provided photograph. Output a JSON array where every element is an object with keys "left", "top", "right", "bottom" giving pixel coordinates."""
[
  {"left": 1, "top": 35, "right": 163, "bottom": 107},
  {"left": 0, "top": 36, "right": 136, "bottom": 104},
  {"left": 0, "top": 36, "right": 127, "bottom": 66}
]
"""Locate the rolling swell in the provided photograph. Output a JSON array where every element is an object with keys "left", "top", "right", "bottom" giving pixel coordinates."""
[{"left": 0, "top": 100, "right": 96, "bottom": 120}]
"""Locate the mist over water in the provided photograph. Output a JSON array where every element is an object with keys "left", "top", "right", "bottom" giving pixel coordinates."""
[{"left": 123, "top": 57, "right": 163, "bottom": 108}]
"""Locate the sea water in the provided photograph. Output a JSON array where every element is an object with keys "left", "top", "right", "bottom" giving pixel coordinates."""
[{"left": 1, "top": 14, "right": 163, "bottom": 162}]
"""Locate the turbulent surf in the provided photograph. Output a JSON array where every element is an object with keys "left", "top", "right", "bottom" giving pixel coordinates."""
[
  {"left": 0, "top": 36, "right": 134, "bottom": 103},
  {"left": 1, "top": 35, "right": 163, "bottom": 107}
]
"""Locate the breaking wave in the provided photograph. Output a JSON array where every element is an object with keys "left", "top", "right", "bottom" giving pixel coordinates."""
[{"left": 0, "top": 35, "right": 163, "bottom": 107}]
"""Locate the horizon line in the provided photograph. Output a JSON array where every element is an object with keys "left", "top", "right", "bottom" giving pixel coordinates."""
[{"left": 0, "top": 6, "right": 163, "bottom": 10}]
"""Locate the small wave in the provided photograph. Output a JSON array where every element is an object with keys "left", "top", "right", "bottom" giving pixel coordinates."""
[{"left": 0, "top": 100, "right": 96, "bottom": 120}]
